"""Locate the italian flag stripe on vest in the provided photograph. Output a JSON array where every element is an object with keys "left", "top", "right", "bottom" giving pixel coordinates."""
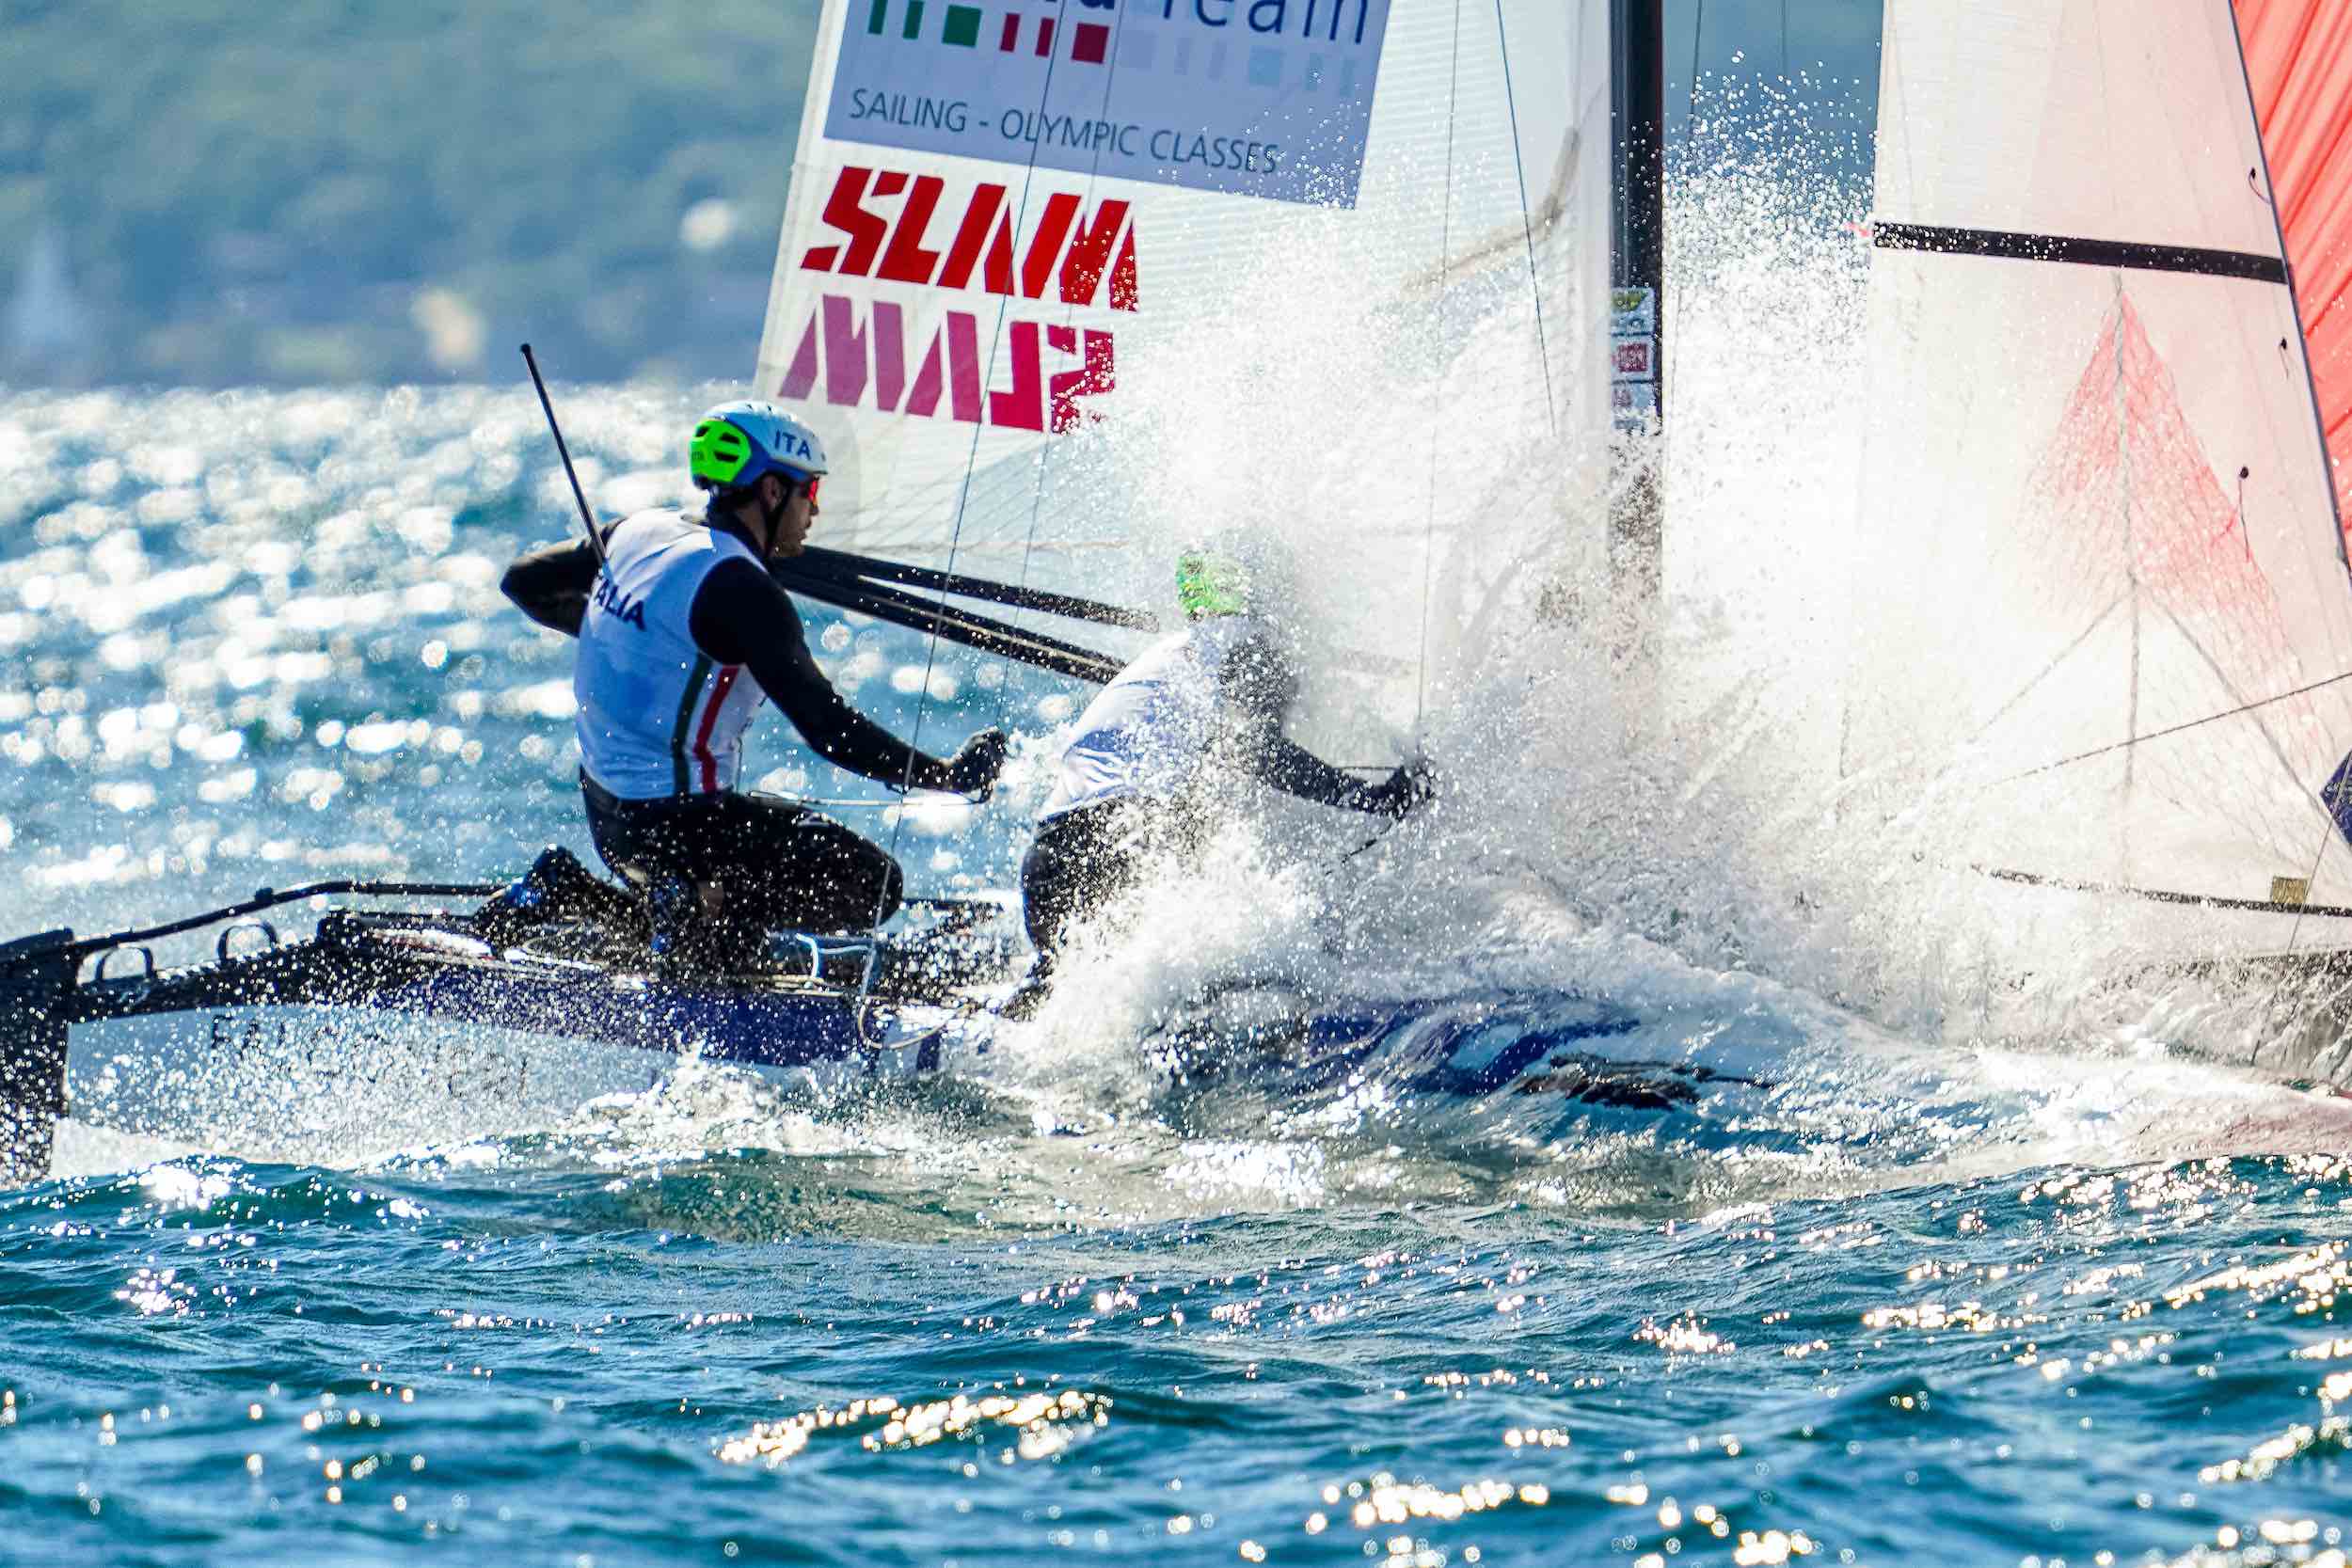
[{"left": 668, "top": 655, "right": 713, "bottom": 796}]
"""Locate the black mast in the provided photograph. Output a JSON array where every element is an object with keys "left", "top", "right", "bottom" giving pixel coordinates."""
[{"left": 1609, "top": 0, "right": 1667, "bottom": 600}]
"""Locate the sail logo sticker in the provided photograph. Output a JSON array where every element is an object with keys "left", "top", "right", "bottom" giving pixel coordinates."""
[
  {"left": 825, "top": 0, "right": 1393, "bottom": 206},
  {"left": 774, "top": 299, "right": 1115, "bottom": 435},
  {"left": 775, "top": 167, "right": 1124, "bottom": 436},
  {"left": 1611, "top": 284, "right": 1657, "bottom": 430},
  {"left": 799, "top": 166, "right": 1138, "bottom": 310}
]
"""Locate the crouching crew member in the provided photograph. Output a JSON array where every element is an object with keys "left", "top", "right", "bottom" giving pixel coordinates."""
[{"left": 1009, "top": 542, "right": 1427, "bottom": 1013}]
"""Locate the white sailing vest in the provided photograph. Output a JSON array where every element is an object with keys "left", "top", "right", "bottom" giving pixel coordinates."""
[
  {"left": 1039, "top": 616, "right": 1270, "bottom": 821},
  {"left": 574, "top": 510, "right": 768, "bottom": 800}
]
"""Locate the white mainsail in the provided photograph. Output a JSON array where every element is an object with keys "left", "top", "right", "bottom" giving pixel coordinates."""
[
  {"left": 752, "top": 0, "right": 1615, "bottom": 743},
  {"left": 1848, "top": 0, "right": 2352, "bottom": 935}
]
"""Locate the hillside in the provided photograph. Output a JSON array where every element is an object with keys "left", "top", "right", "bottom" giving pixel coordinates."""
[{"left": 0, "top": 0, "right": 817, "bottom": 386}]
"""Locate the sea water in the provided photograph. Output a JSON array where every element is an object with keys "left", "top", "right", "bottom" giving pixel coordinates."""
[
  {"left": 8, "top": 187, "right": 2352, "bottom": 1567},
  {"left": 8, "top": 1145, "right": 2352, "bottom": 1567}
]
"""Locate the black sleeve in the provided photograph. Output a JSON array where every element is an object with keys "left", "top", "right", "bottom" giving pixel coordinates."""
[
  {"left": 1215, "top": 632, "right": 1385, "bottom": 813},
  {"left": 501, "top": 537, "right": 602, "bottom": 636},
  {"left": 689, "top": 558, "right": 951, "bottom": 792},
  {"left": 1248, "top": 732, "right": 1387, "bottom": 812}
]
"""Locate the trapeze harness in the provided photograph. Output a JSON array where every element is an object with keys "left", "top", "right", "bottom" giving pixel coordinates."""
[
  {"left": 502, "top": 508, "right": 950, "bottom": 934},
  {"left": 573, "top": 512, "right": 764, "bottom": 800}
]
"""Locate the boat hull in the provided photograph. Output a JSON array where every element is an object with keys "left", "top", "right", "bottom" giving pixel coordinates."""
[{"left": 3, "top": 902, "right": 1808, "bottom": 1177}]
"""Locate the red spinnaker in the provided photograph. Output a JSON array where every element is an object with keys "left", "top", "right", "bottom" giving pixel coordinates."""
[{"left": 2236, "top": 0, "right": 2352, "bottom": 536}]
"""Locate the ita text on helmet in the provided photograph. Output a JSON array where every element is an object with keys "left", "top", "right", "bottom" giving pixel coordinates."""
[{"left": 689, "top": 402, "right": 829, "bottom": 499}]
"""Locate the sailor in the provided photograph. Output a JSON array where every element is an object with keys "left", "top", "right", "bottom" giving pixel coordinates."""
[
  {"left": 1009, "top": 540, "right": 1428, "bottom": 1012},
  {"left": 497, "top": 400, "right": 1006, "bottom": 963}
]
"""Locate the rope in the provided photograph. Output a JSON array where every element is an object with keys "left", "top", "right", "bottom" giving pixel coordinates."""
[{"left": 1394, "top": 1, "right": 1549, "bottom": 758}]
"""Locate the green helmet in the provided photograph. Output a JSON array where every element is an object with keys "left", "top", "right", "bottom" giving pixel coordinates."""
[
  {"left": 1176, "top": 547, "right": 1254, "bottom": 619},
  {"left": 689, "top": 401, "right": 828, "bottom": 494}
]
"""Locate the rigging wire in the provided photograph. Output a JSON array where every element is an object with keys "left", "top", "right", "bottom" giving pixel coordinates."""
[
  {"left": 1686, "top": 0, "right": 1708, "bottom": 127},
  {"left": 1491, "top": 0, "right": 1556, "bottom": 438},
  {"left": 1404, "top": 2, "right": 1550, "bottom": 772},
  {"left": 1001, "top": 0, "right": 1145, "bottom": 721},
  {"left": 1664, "top": 0, "right": 1707, "bottom": 425},
  {"left": 2283, "top": 809, "right": 2338, "bottom": 969},
  {"left": 851, "top": 0, "right": 1083, "bottom": 1042},
  {"left": 1412, "top": 0, "right": 1464, "bottom": 750},
  {"left": 2224, "top": 0, "right": 2347, "bottom": 562},
  {"left": 1988, "top": 666, "right": 2352, "bottom": 785},
  {"left": 929, "top": 0, "right": 1153, "bottom": 1035}
]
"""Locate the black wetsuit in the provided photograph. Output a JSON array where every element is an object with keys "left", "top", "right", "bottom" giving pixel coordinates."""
[{"left": 502, "top": 521, "right": 951, "bottom": 935}]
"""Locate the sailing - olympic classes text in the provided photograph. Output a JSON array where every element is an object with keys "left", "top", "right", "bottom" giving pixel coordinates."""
[{"left": 847, "top": 90, "right": 1283, "bottom": 174}]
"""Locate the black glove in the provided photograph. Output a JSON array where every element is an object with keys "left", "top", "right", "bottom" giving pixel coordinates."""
[
  {"left": 1361, "top": 759, "right": 1435, "bottom": 820},
  {"left": 945, "top": 727, "right": 1009, "bottom": 800}
]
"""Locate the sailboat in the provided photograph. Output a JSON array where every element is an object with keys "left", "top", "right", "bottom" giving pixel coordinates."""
[
  {"left": 1837, "top": 0, "right": 2352, "bottom": 1084},
  {"left": 0, "top": 0, "right": 1686, "bottom": 1181},
  {"left": 755, "top": 0, "right": 2352, "bottom": 1094},
  {"left": 6, "top": 0, "right": 2345, "bottom": 1181}
]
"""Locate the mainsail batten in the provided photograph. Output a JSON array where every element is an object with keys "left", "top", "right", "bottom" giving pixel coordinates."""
[
  {"left": 1854, "top": 0, "right": 2352, "bottom": 927},
  {"left": 1872, "top": 222, "right": 2289, "bottom": 285}
]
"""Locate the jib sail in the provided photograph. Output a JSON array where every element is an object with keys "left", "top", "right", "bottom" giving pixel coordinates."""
[{"left": 1844, "top": 0, "right": 2352, "bottom": 928}]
